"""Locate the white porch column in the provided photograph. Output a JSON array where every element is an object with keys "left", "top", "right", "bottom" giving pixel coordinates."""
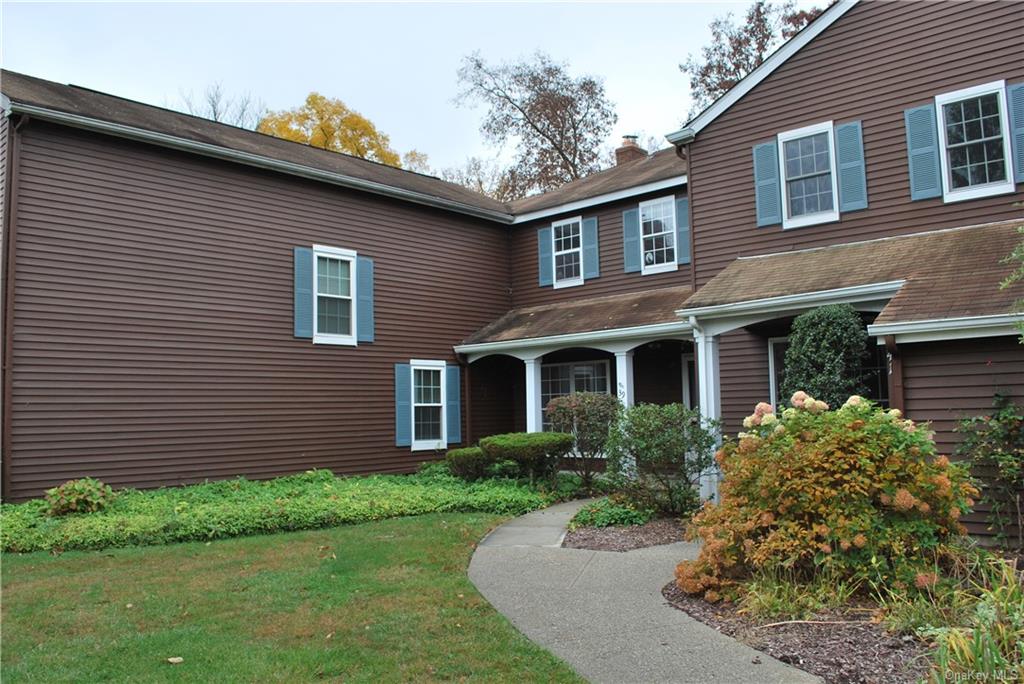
[
  {"left": 614, "top": 350, "right": 635, "bottom": 408},
  {"left": 524, "top": 357, "right": 543, "bottom": 433},
  {"left": 693, "top": 328, "right": 721, "bottom": 501}
]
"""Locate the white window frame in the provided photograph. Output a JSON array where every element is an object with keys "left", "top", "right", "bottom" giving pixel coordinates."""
[
  {"left": 935, "top": 80, "right": 1015, "bottom": 204},
  {"left": 540, "top": 359, "right": 612, "bottom": 429},
  {"left": 777, "top": 121, "right": 840, "bottom": 230},
  {"left": 551, "top": 216, "right": 584, "bottom": 289},
  {"left": 410, "top": 359, "right": 446, "bottom": 451},
  {"left": 638, "top": 195, "right": 678, "bottom": 276},
  {"left": 313, "top": 244, "right": 357, "bottom": 346},
  {"left": 767, "top": 336, "right": 789, "bottom": 409}
]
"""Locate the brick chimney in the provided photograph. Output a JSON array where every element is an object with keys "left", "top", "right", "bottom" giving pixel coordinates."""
[{"left": 615, "top": 135, "right": 647, "bottom": 165}]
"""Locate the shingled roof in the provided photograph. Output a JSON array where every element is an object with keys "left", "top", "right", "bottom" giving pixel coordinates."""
[
  {"left": 462, "top": 285, "right": 694, "bottom": 344},
  {"left": 681, "top": 219, "right": 1024, "bottom": 324}
]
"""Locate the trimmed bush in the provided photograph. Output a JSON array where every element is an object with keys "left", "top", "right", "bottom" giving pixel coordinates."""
[
  {"left": 479, "top": 432, "right": 573, "bottom": 480},
  {"left": 781, "top": 304, "right": 868, "bottom": 408},
  {"left": 547, "top": 392, "right": 619, "bottom": 489},
  {"left": 568, "top": 496, "right": 654, "bottom": 530},
  {"left": 45, "top": 477, "right": 115, "bottom": 516},
  {"left": 675, "top": 392, "right": 977, "bottom": 602},
  {"left": 606, "top": 403, "right": 719, "bottom": 515},
  {"left": 445, "top": 446, "right": 494, "bottom": 481},
  {"left": 1, "top": 469, "right": 549, "bottom": 553}
]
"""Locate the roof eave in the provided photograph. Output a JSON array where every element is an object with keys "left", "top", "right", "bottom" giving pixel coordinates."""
[
  {"left": 867, "top": 314, "right": 1024, "bottom": 344},
  {"left": 5, "top": 100, "right": 517, "bottom": 225},
  {"left": 509, "top": 174, "right": 688, "bottom": 224}
]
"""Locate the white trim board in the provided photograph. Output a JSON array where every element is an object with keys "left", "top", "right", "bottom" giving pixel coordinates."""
[
  {"left": 678, "top": 281, "right": 905, "bottom": 319},
  {"left": 868, "top": 314, "right": 1024, "bottom": 344},
  {"left": 509, "top": 175, "right": 688, "bottom": 224},
  {"left": 665, "top": 0, "right": 860, "bottom": 145}
]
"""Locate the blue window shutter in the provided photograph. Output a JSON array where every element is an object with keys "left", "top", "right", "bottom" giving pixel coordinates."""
[
  {"left": 835, "top": 121, "right": 868, "bottom": 212},
  {"left": 753, "top": 141, "right": 782, "bottom": 226},
  {"left": 675, "top": 198, "right": 691, "bottom": 264},
  {"left": 395, "top": 364, "right": 411, "bottom": 447},
  {"left": 622, "top": 208, "right": 641, "bottom": 273},
  {"left": 293, "top": 247, "right": 313, "bottom": 339},
  {"left": 356, "top": 256, "right": 374, "bottom": 343},
  {"left": 446, "top": 365, "right": 462, "bottom": 445},
  {"left": 904, "top": 104, "right": 942, "bottom": 200},
  {"left": 537, "top": 227, "right": 553, "bottom": 287},
  {"left": 582, "top": 217, "right": 600, "bottom": 279},
  {"left": 1008, "top": 82, "right": 1024, "bottom": 183}
]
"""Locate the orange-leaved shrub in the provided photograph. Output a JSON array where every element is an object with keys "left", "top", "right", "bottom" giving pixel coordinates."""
[{"left": 675, "top": 392, "right": 978, "bottom": 602}]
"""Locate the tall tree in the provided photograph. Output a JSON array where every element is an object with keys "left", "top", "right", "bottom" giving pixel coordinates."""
[
  {"left": 401, "top": 150, "right": 432, "bottom": 174},
  {"left": 257, "top": 93, "right": 401, "bottom": 167},
  {"left": 456, "top": 51, "right": 617, "bottom": 198},
  {"left": 180, "top": 82, "right": 265, "bottom": 130},
  {"left": 680, "top": 1, "right": 824, "bottom": 113},
  {"left": 440, "top": 157, "right": 521, "bottom": 203}
]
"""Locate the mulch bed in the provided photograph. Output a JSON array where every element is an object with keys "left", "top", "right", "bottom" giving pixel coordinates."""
[
  {"left": 662, "top": 583, "right": 933, "bottom": 684},
  {"left": 561, "top": 518, "right": 685, "bottom": 552}
]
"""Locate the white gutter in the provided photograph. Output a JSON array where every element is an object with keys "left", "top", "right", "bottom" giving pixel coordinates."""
[
  {"left": 6, "top": 101, "right": 517, "bottom": 224},
  {"left": 677, "top": 280, "right": 905, "bottom": 319},
  {"left": 454, "top": 320, "right": 693, "bottom": 358},
  {"left": 868, "top": 314, "right": 1024, "bottom": 344},
  {"left": 509, "top": 174, "right": 688, "bottom": 224}
]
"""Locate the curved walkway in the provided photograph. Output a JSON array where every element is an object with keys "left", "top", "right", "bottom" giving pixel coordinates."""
[{"left": 469, "top": 500, "right": 820, "bottom": 684}]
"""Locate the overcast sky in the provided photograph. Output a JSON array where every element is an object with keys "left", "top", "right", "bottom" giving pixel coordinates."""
[{"left": 4, "top": 1, "right": 760, "bottom": 171}]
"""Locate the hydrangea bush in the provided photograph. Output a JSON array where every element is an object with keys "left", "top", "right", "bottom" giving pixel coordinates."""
[{"left": 675, "top": 392, "right": 978, "bottom": 602}]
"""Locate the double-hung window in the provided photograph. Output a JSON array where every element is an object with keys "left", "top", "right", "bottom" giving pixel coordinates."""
[
  {"left": 540, "top": 360, "right": 610, "bottom": 430},
  {"left": 935, "top": 81, "right": 1014, "bottom": 202},
  {"left": 778, "top": 121, "right": 840, "bottom": 228},
  {"left": 313, "top": 245, "right": 356, "bottom": 346},
  {"left": 552, "top": 217, "right": 583, "bottom": 288},
  {"left": 411, "top": 360, "right": 446, "bottom": 451},
  {"left": 639, "top": 196, "right": 677, "bottom": 275}
]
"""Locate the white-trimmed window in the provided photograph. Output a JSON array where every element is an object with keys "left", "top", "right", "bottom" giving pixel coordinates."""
[
  {"left": 552, "top": 217, "right": 584, "bottom": 288},
  {"left": 314, "top": 245, "right": 357, "bottom": 346},
  {"left": 778, "top": 121, "right": 840, "bottom": 229},
  {"left": 411, "top": 359, "right": 446, "bottom": 451},
  {"left": 935, "top": 80, "right": 1014, "bottom": 203},
  {"left": 639, "top": 196, "right": 677, "bottom": 275},
  {"left": 540, "top": 360, "right": 610, "bottom": 429}
]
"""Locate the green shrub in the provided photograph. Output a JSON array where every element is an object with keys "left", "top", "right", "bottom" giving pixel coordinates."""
[
  {"left": 1, "top": 469, "right": 549, "bottom": 553},
  {"left": 546, "top": 392, "right": 620, "bottom": 489},
  {"left": 445, "top": 446, "right": 494, "bottom": 481},
  {"left": 568, "top": 496, "right": 653, "bottom": 530},
  {"left": 45, "top": 477, "right": 115, "bottom": 516},
  {"left": 606, "top": 403, "right": 719, "bottom": 515},
  {"left": 956, "top": 395, "right": 1024, "bottom": 547},
  {"left": 675, "top": 393, "right": 978, "bottom": 602},
  {"left": 781, "top": 304, "right": 868, "bottom": 408},
  {"left": 479, "top": 432, "right": 573, "bottom": 480}
]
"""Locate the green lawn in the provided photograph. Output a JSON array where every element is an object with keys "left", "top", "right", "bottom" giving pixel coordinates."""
[{"left": 1, "top": 513, "right": 582, "bottom": 683}]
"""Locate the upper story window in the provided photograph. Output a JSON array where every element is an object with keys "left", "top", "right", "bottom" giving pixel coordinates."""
[
  {"left": 639, "top": 196, "right": 677, "bottom": 275},
  {"left": 314, "top": 245, "right": 356, "bottom": 346},
  {"left": 552, "top": 217, "right": 583, "bottom": 288},
  {"left": 777, "top": 121, "right": 840, "bottom": 229},
  {"left": 935, "top": 81, "right": 1014, "bottom": 202}
]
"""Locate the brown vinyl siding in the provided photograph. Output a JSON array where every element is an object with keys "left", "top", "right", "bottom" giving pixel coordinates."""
[
  {"left": 718, "top": 329, "right": 771, "bottom": 435},
  {"left": 6, "top": 122, "right": 511, "bottom": 500},
  {"left": 688, "top": 0, "right": 1024, "bottom": 288},
  {"left": 508, "top": 188, "right": 691, "bottom": 308}
]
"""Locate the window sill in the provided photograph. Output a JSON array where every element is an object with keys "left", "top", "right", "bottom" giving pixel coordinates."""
[
  {"left": 411, "top": 441, "right": 445, "bottom": 452},
  {"left": 782, "top": 210, "right": 840, "bottom": 230},
  {"left": 941, "top": 180, "right": 1016, "bottom": 204},
  {"left": 313, "top": 334, "right": 357, "bottom": 346},
  {"left": 553, "top": 277, "right": 584, "bottom": 289},
  {"left": 641, "top": 262, "right": 678, "bottom": 276}
]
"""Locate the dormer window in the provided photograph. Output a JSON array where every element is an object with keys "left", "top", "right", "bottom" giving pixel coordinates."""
[
  {"left": 777, "top": 121, "right": 840, "bottom": 229},
  {"left": 935, "top": 81, "right": 1014, "bottom": 202}
]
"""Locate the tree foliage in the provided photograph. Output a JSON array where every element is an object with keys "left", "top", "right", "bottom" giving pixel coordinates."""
[
  {"left": 680, "top": 1, "right": 824, "bottom": 112},
  {"left": 180, "top": 82, "right": 265, "bottom": 129},
  {"left": 456, "top": 51, "right": 617, "bottom": 199},
  {"left": 781, "top": 304, "right": 868, "bottom": 408},
  {"left": 257, "top": 92, "right": 402, "bottom": 167},
  {"left": 440, "top": 157, "right": 521, "bottom": 202}
]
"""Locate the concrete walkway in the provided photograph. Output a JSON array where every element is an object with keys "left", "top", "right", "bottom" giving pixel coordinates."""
[{"left": 469, "top": 500, "right": 820, "bottom": 684}]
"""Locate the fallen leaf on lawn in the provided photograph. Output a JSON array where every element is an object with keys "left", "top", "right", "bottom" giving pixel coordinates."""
[
  {"left": 166, "top": 657, "right": 184, "bottom": 665},
  {"left": 325, "top": 632, "right": 334, "bottom": 640},
  {"left": 125, "top": 604, "right": 133, "bottom": 609}
]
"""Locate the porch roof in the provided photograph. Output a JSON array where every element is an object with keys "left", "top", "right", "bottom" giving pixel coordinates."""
[
  {"left": 461, "top": 285, "right": 694, "bottom": 345},
  {"left": 680, "top": 219, "right": 1024, "bottom": 325}
]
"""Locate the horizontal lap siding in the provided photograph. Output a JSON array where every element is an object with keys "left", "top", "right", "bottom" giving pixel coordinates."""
[
  {"left": 689, "top": 0, "right": 1024, "bottom": 288},
  {"left": 508, "top": 188, "right": 690, "bottom": 308},
  {"left": 7, "top": 123, "right": 511, "bottom": 500}
]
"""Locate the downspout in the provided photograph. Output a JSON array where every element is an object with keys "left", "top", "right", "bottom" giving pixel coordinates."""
[
  {"left": 883, "top": 335, "right": 905, "bottom": 413},
  {"left": 1, "top": 113, "right": 28, "bottom": 501},
  {"left": 676, "top": 142, "right": 698, "bottom": 293}
]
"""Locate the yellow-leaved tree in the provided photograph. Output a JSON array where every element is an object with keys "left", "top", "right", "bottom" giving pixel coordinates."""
[{"left": 257, "top": 92, "right": 403, "bottom": 167}]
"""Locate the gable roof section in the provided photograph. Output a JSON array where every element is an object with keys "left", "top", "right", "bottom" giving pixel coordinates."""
[
  {"left": 679, "top": 219, "right": 1024, "bottom": 325},
  {"left": 666, "top": 0, "right": 860, "bottom": 145}
]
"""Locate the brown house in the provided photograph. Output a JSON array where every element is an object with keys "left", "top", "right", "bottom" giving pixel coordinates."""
[{"left": 1, "top": 0, "right": 1022, "bottom": 516}]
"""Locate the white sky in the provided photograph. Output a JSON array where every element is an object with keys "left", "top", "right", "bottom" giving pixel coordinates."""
[{"left": 2, "top": 1, "right": 765, "bottom": 171}]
